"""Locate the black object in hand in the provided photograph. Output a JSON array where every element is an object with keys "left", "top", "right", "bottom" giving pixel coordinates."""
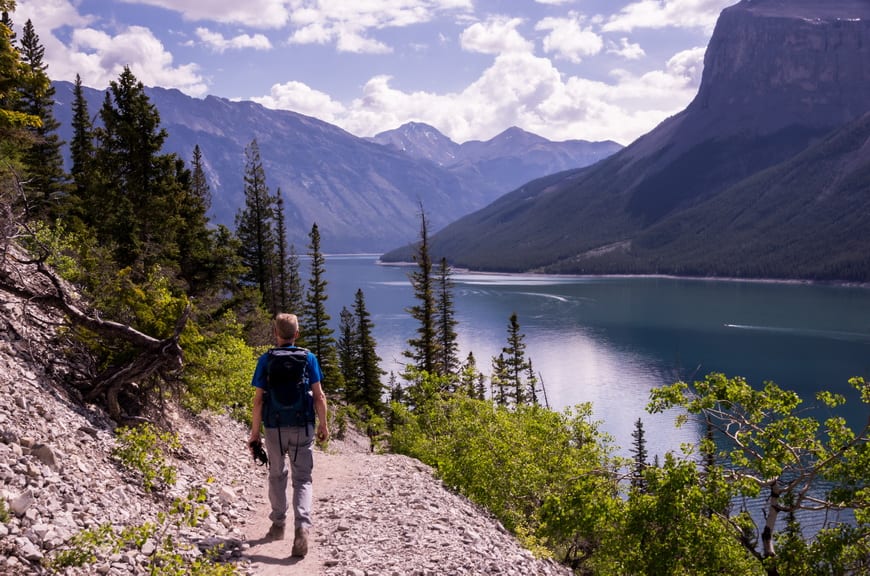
[{"left": 249, "top": 439, "right": 268, "bottom": 466}]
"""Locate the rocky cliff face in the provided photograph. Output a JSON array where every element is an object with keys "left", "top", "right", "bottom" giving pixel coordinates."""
[{"left": 691, "top": 0, "right": 870, "bottom": 134}]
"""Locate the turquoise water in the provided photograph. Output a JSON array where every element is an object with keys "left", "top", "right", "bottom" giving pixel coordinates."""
[{"left": 319, "top": 255, "right": 870, "bottom": 458}]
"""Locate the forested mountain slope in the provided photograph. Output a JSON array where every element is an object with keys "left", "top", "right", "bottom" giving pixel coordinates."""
[{"left": 51, "top": 85, "right": 617, "bottom": 253}]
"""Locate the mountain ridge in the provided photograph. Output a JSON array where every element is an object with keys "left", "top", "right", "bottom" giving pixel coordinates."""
[
  {"left": 51, "top": 84, "right": 619, "bottom": 253},
  {"left": 387, "top": 0, "right": 870, "bottom": 282}
]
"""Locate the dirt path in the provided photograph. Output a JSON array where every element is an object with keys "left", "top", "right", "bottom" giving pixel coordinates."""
[
  {"left": 237, "top": 431, "right": 573, "bottom": 576},
  {"left": 240, "top": 435, "right": 370, "bottom": 575}
]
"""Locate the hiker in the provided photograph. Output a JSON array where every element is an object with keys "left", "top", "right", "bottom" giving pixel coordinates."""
[{"left": 248, "top": 313, "right": 330, "bottom": 558}]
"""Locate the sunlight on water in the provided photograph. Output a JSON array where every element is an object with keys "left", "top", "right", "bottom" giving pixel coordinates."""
[{"left": 323, "top": 258, "right": 870, "bottom": 459}]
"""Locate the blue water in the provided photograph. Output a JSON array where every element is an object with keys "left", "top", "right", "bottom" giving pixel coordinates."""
[{"left": 317, "top": 255, "right": 870, "bottom": 462}]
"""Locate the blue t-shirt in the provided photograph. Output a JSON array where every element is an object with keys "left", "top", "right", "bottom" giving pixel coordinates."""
[{"left": 251, "top": 346, "right": 323, "bottom": 389}]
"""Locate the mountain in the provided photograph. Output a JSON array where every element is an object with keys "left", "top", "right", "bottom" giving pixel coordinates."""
[
  {"left": 51, "top": 86, "right": 619, "bottom": 253},
  {"left": 387, "top": 0, "right": 870, "bottom": 282},
  {"left": 367, "top": 122, "right": 460, "bottom": 166},
  {"left": 369, "top": 123, "right": 622, "bottom": 202}
]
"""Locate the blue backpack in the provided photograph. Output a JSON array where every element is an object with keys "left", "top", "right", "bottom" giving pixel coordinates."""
[{"left": 263, "top": 347, "right": 314, "bottom": 428}]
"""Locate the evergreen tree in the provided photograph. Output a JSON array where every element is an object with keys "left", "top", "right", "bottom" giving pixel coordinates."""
[
  {"left": 190, "top": 144, "right": 211, "bottom": 213},
  {"left": 1, "top": 10, "right": 14, "bottom": 44},
  {"left": 630, "top": 417, "right": 649, "bottom": 492},
  {"left": 459, "top": 351, "right": 483, "bottom": 398},
  {"left": 303, "top": 222, "right": 343, "bottom": 395},
  {"left": 16, "top": 19, "right": 65, "bottom": 216},
  {"left": 338, "top": 306, "right": 357, "bottom": 403},
  {"left": 274, "top": 191, "right": 299, "bottom": 313},
  {"left": 435, "top": 257, "right": 459, "bottom": 380},
  {"left": 68, "top": 74, "right": 94, "bottom": 214},
  {"left": 354, "top": 288, "right": 385, "bottom": 414},
  {"left": 234, "top": 138, "right": 277, "bottom": 311},
  {"left": 0, "top": 7, "right": 39, "bottom": 167},
  {"left": 490, "top": 352, "right": 509, "bottom": 406},
  {"left": 502, "top": 313, "right": 532, "bottom": 406},
  {"left": 286, "top": 244, "right": 304, "bottom": 313},
  {"left": 525, "top": 359, "right": 541, "bottom": 406},
  {"left": 175, "top": 146, "right": 215, "bottom": 296},
  {"left": 404, "top": 207, "right": 438, "bottom": 377},
  {"left": 92, "top": 66, "right": 185, "bottom": 272}
]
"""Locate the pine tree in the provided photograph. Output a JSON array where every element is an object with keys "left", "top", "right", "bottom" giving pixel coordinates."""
[
  {"left": 354, "top": 288, "right": 385, "bottom": 415},
  {"left": 287, "top": 244, "right": 304, "bottom": 313},
  {"left": 502, "top": 312, "right": 532, "bottom": 406},
  {"left": 1, "top": 10, "right": 14, "bottom": 44},
  {"left": 263, "top": 189, "right": 303, "bottom": 316},
  {"left": 0, "top": 8, "right": 39, "bottom": 165},
  {"left": 175, "top": 145, "right": 215, "bottom": 296},
  {"left": 435, "top": 257, "right": 459, "bottom": 380},
  {"left": 338, "top": 306, "right": 357, "bottom": 403},
  {"left": 459, "top": 351, "right": 481, "bottom": 398},
  {"left": 490, "top": 352, "right": 509, "bottom": 406},
  {"left": 526, "top": 359, "right": 540, "bottom": 406},
  {"left": 404, "top": 207, "right": 438, "bottom": 377},
  {"left": 303, "top": 222, "right": 343, "bottom": 395},
  {"left": 68, "top": 74, "right": 94, "bottom": 216},
  {"left": 630, "top": 417, "right": 649, "bottom": 493},
  {"left": 190, "top": 144, "right": 211, "bottom": 214},
  {"left": 234, "top": 138, "right": 277, "bottom": 311},
  {"left": 92, "top": 66, "right": 184, "bottom": 272},
  {"left": 16, "top": 19, "right": 65, "bottom": 216}
]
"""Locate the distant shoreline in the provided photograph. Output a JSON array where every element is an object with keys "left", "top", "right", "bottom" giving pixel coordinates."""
[{"left": 373, "top": 258, "right": 870, "bottom": 289}]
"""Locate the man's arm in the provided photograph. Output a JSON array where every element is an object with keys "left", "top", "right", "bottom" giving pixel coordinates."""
[
  {"left": 249, "top": 387, "right": 264, "bottom": 443},
  {"left": 311, "top": 381, "right": 329, "bottom": 442}
]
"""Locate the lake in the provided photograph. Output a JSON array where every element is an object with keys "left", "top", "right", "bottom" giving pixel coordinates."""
[{"left": 317, "top": 254, "right": 870, "bottom": 459}]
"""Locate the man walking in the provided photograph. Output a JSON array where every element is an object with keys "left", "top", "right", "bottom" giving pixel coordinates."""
[{"left": 249, "top": 313, "right": 329, "bottom": 557}]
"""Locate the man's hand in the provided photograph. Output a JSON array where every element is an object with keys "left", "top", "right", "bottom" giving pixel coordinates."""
[
  {"left": 249, "top": 438, "right": 268, "bottom": 466},
  {"left": 316, "top": 422, "right": 329, "bottom": 443}
]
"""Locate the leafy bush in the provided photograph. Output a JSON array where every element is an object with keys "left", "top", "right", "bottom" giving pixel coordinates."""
[
  {"left": 113, "top": 423, "right": 180, "bottom": 492},
  {"left": 391, "top": 391, "right": 619, "bottom": 552},
  {"left": 182, "top": 311, "right": 258, "bottom": 423},
  {"left": 0, "top": 497, "right": 9, "bottom": 523}
]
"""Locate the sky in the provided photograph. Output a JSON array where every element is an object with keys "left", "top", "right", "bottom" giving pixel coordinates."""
[{"left": 13, "top": 0, "right": 737, "bottom": 146}]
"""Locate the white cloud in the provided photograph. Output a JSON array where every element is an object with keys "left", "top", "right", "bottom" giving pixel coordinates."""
[
  {"left": 14, "top": 0, "right": 92, "bottom": 30},
  {"left": 119, "top": 0, "right": 293, "bottom": 28},
  {"left": 15, "top": 0, "right": 207, "bottom": 93},
  {"left": 460, "top": 17, "right": 533, "bottom": 55},
  {"left": 251, "top": 80, "right": 347, "bottom": 120},
  {"left": 287, "top": 0, "right": 472, "bottom": 52},
  {"left": 607, "top": 37, "right": 645, "bottom": 60},
  {"left": 67, "top": 26, "right": 208, "bottom": 95},
  {"left": 266, "top": 44, "right": 706, "bottom": 146},
  {"left": 335, "top": 30, "right": 392, "bottom": 54},
  {"left": 195, "top": 27, "right": 272, "bottom": 53},
  {"left": 535, "top": 14, "right": 603, "bottom": 63},
  {"left": 289, "top": 21, "right": 392, "bottom": 54},
  {"left": 603, "top": 0, "right": 733, "bottom": 33}
]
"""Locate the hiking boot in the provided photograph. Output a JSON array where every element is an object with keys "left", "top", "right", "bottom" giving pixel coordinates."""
[
  {"left": 266, "top": 523, "right": 285, "bottom": 541},
  {"left": 291, "top": 527, "right": 309, "bottom": 557}
]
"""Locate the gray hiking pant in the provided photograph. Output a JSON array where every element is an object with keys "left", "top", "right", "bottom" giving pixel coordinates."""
[{"left": 263, "top": 425, "right": 314, "bottom": 529}]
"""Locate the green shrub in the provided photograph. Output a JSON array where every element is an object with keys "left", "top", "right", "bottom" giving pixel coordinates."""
[
  {"left": 391, "top": 392, "right": 619, "bottom": 550},
  {"left": 113, "top": 423, "right": 180, "bottom": 492},
  {"left": 182, "top": 312, "right": 258, "bottom": 424}
]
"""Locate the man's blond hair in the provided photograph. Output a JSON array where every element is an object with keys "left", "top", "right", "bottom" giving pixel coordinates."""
[{"left": 274, "top": 313, "right": 299, "bottom": 341}]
